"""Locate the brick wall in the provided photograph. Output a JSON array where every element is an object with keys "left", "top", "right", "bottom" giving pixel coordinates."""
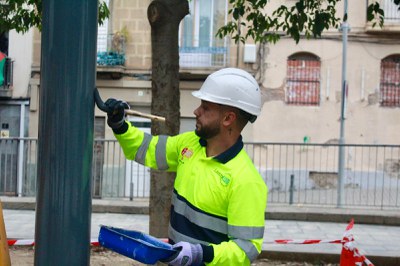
[{"left": 112, "top": 0, "right": 152, "bottom": 70}]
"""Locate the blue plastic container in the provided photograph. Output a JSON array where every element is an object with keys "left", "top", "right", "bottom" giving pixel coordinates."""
[{"left": 98, "top": 225, "right": 177, "bottom": 264}]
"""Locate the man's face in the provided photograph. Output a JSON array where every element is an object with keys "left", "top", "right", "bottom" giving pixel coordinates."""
[{"left": 193, "top": 100, "right": 224, "bottom": 139}]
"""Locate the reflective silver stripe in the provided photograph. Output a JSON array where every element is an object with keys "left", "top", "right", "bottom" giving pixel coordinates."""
[
  {"left": 169, "top": 224, "right": 210, "bottom": 246},
  {"left": 135, "top": 133, "right": 152, "bottom": 165},
  {"left": 233, "top": 239, "right": 259, "bottom": 262},
  {"left": 228, "top": 225, "right": 265, "bottom": 240},
  {"left": 172, "top": 193, "right": 228, "bottom": 234},
  {"left": 156, "top": 135, "right": 168, "bottom": 170}
]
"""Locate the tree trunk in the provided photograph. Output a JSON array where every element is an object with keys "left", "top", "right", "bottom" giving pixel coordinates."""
[{"left": 147, "top": 0, "right": 189, "bottom": 239}]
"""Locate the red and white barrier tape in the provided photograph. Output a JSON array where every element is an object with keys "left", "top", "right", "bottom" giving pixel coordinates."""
[
  {"left": 340, "top": 219, "right": 374, "bottom": 266},
  {"left": 9, "top": 238, "right": 344, "bottom": 246},
  {"left": 353, "top": 246, "right": 374, "bottom": 266},
  {"left": 266, "top": 239, "right": 342, "bottom": 245},
  {"left": 8, "top": 239, "right": 35, "bottom": 246},
  {"left": 8, "top": 238, "right": 99, "bottom": 247},
  {"left": 265, "top": 219, "right": 374, "bottom": 266},
  {"left": 342, "top": 241, "right": 374, "bottom": 266},
  {"left": 7, "top": 220, "right": 374, "bottom": 266}
]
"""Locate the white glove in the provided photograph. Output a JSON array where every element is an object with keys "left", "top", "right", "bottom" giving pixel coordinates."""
[{"left": 165, "top": 241, "right": 203, "bottom": 266}]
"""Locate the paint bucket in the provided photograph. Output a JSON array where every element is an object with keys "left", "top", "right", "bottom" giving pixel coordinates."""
[{"left": 98, "top": 225, "right": 177, "bottom": 264}]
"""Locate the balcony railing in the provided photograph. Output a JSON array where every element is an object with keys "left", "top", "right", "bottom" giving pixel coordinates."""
[
  {"left": 1, "top": 137, "right": 399, "bottom": 209},
  {"left": 96, "top": 33, "right": 126, "bottom": 66},
  {"left": 366, "top": 0, "right": 400, "bottom": 34},
  {"left": 179, "top": 46, "right": 229, "bottom": 68},
  {"left": 367, "top": 0, "right": 400, "bottom": 24},
  {"left": 380, "top": 0, "right": 400, "bottom": 22}
]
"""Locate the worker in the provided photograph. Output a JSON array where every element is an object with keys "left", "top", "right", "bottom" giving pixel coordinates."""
[{"left": 104, "top": 68, "right": 268, "bottom": 266}]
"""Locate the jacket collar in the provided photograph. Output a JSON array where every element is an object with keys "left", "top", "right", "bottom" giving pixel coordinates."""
[{"left": 199, "top": 136, "right": 243, "bottom": 164}]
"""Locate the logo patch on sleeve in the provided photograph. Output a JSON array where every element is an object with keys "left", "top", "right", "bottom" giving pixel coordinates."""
[{"left": 181, "top": 147, "right": 193, "bottom": 159}]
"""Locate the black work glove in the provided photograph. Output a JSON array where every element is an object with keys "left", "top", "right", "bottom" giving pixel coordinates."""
[{"left": 105, "top": 98, "right": 130, "bottom": 132}]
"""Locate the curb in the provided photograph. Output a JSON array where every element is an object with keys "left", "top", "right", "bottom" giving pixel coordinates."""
[
  {"left": 1, "top": 201, "right": 36, "bottom": 211},
  {"left": 2, "top": 197, "right": 400, "bottom": 226},
  {"left": 92, "top": 204, "right": 149, "bottom": 215},
  {"left": 266, "top": 209, "right": 400, "bottom": 226}
]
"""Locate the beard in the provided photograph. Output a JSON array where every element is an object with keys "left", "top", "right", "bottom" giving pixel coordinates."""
[{"left": 195, "top": 121, "right": 221, "bottom": 140}]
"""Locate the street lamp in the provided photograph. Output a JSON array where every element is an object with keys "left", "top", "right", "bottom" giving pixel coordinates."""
[{"left": 337, "top": 0, "right": 349, "bottom": 208}]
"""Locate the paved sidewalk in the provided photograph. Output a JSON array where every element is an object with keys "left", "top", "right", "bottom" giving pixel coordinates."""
[{"left": 2, "top": 197, "right": 400, "bottom": 265}]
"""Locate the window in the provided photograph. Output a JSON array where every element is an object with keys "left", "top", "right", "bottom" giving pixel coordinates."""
[
  {"left": 179, "top": 0, "right": 228, "bottom": 68},
  {"left": 380, "top": 55, "right": 400, "bottom": 107},
  {"left": 96, "top": 0, "right": 125, "bottom": 66},
  {"left": 381, "top": 0, "right": 400, "bottom": 22},
  {"left": 0, "top": 32, "right": 8, "bottom": 87},
  {"left": 0, "top": 32, "right": 13, "bottom": 91},
  {"left": 97, "top": 0, "right": 110, "bottom": 54},
  {"left": 0, "top": 32, "right": 8, "bottom": 55},
  {"left": 286, "top": 53, "right": 321, "bottom": 106}
]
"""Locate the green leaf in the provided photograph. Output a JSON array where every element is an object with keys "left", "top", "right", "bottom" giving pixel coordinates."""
[{"left": 1, "top": 0, "right": 109, "bottom": 33}]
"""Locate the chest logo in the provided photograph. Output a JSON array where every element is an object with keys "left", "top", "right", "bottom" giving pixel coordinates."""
[{"left": 214, "top": 169, "right": 230, "bottom": 187}]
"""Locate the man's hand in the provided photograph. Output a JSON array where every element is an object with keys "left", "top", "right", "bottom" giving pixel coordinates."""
[
  {"left": 164, "top": 242, "right": 203, "bottom": 266},
  {"left": 104, "top": 98, "right": 130, "bottom": 130}
]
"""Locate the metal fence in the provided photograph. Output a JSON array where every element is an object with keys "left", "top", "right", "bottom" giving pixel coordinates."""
[
  {"left": 245, "top": 143, "right": 400, "bottom": 209},
  {"left": 1, "top": 138, "right": 399, "bottom": 209}
]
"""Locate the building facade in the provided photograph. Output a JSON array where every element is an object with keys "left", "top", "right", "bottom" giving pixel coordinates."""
[
  {"left": 1, "top": 0, "right": 399, "bottom": 144},
  {"left": 257, "top": 0, "right": 400, "bottom": 144}
]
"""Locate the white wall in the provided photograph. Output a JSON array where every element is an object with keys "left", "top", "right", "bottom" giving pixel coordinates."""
[
  {"left": 9, "top": 29, "right": 33, "bottom": 98},
  {"left": 254, "top": 38, "right": 400, "bottom": 145}
]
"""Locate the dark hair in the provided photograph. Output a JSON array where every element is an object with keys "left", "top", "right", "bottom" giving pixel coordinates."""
[
  {"left": 227, "top": 106, "right": 253, "bottom": 128},
  {"left": 220, "top": 104, "right": 257, "bottom": 129},
  {"left": 239, "top": 109, "right": 257, "bottom": 123}
]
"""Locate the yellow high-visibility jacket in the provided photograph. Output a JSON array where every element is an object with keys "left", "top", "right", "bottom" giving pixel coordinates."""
[{"left": 115, "top": 122, "right": 268, "bottom": 265}]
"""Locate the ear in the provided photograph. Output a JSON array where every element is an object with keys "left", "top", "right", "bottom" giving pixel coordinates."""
[{"left": 222, "top": 111, "right": 236, "bottom": 127}]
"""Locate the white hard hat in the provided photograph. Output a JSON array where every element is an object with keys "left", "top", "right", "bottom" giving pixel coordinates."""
[{"left": 192, "top": 68, "right": 261, "bottom": 120}]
